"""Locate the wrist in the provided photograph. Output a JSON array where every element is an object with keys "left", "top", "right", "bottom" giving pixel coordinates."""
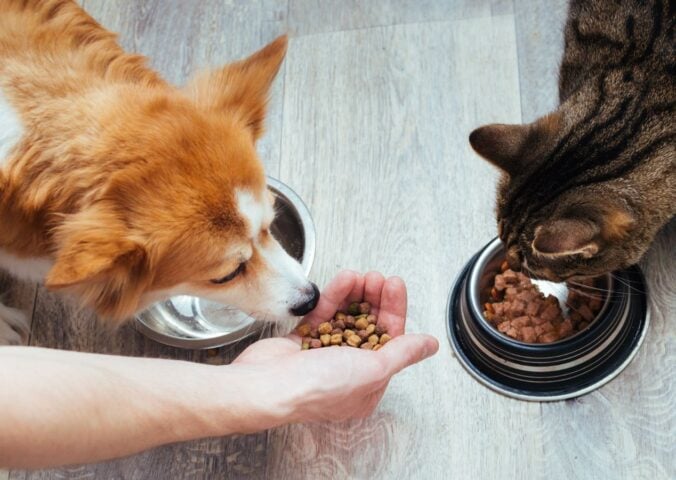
[
  {"left": 189, "top": 362, "right": 297, "bottom": 437},
  {"left": 128, "top": 360, "right": 254, "bottom": 443}
]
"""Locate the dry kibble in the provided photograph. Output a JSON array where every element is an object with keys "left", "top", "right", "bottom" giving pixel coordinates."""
[
  {"left": 354, "top": 317, "right": 369, "bottom": 330},
  {"left": 296, "top": 323, "right": 311, "bottom": 337},
  {"left": 318, "top": 322, "right": 333, "bottom": 335},
  {"left": 347, "top": 302, "right": 361, "bottom": 316},
  {"left": 297, "top": 300, "right": 389, "bottom": 351}
]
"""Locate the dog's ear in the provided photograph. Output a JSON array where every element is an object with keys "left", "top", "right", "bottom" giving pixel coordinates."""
[
  {"left": 45, "top": 207, "right": 150, "bottom": 323},
  {"left": 184, "top": 35, "right": 288, "bottom": 140}
]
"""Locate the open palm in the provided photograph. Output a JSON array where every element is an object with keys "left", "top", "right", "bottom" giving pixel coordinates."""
[{"left": 232, "top": 271, "right": 438, "bottom": 423}]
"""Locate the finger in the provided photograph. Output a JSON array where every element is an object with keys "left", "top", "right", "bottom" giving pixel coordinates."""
[
  {"left": 362, "top": 271, "right": 385, "bottom": 311},
  {"left": 375, "top": 276, "right": 407, "bottom": 337},
  {"left": 301, "top": 270, "right": 362, "bottom": 327},
  {"left": 378, "top": 333, "right": 439, "bottom": 376},
  {"left": 340, "top": 272, "right": 366, "bottom": 312}
]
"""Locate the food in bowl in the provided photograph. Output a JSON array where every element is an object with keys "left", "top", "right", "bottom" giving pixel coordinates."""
[
  {"left": 295, "top": 301, "right": 391, "bottom": 350},
  {"left": 483, "top": 261, "right": 604, "bottom": 343}
]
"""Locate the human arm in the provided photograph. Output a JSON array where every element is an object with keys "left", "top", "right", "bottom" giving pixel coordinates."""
[{"left": 0, "top": 271, "right": 438, "bottom": 468}]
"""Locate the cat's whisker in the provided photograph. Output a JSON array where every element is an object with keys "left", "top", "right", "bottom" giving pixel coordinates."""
[
  {"left": 565, "top": 280, "right": 609, "bottom": 293},
  {"left": 609, "top": 272, "right": 647, "bottom": 295},
  {"left": 565, "top": 286, "right": 606, "bottom": 300},
  {"left": 563, "top": 299, "right": 592, "bottom": 319},
  {"left": 566, "top": 283, "right": 629, "bottom": 302},
  {"left": 566, "top": 286, "right": 628, "bottom": 304},
  {"left": 525, "top": 267, "right": 630, "bottom": 303}
]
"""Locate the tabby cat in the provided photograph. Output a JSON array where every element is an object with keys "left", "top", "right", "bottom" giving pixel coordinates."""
[{"left": 470, "top": 0, "right": 674, "bottom": 281}]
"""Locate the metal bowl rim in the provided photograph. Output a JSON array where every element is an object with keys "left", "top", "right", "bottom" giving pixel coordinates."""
[
  {"left": 445, "top": 244, "right": 651, "bottom": 401},
  {"left": 467, "top": 237, "right": 614, "bottom": 349}
]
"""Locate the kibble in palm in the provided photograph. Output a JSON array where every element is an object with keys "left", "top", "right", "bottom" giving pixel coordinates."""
[{"left": 296, "top": 301, "right": 390, "bottom": 351}]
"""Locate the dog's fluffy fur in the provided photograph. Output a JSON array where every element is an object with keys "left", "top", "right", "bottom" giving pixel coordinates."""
[{"left": 0, "top": 0, "right": 316, "bottom": 343}]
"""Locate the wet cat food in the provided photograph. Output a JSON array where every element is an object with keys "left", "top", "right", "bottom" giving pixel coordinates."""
[
  {"left": 483, "top": 261, "right": 604, "bottom": 343},
  {"left": 297, "top": 301, "right": 390, "bottom": 350}
]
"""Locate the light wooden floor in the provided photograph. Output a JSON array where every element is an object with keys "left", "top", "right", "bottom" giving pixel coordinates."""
[{"left": 3, "top": 1, "right": 675, "bottom": 479}]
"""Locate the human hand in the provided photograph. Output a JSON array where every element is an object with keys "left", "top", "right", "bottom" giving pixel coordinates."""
[{"left": 231, "top": 271, "right": 439, "bottom": 427}]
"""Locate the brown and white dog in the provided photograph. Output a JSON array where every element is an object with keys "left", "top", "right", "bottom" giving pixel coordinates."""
[{"left": 0, "top": 0, "right": 319, "bottom": 345}]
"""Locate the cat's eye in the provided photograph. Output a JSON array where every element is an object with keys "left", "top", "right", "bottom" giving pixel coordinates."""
[{"left": 210, "top": 262, "right": 246, "bottom": 284}]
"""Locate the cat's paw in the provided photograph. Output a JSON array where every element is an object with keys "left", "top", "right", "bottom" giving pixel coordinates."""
[{"left": 0, "top": 303, "right": 30, "bottom": 346}]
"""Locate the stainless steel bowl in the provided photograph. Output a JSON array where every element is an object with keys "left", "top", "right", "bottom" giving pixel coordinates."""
[
  {"left": 135, "top": 177, "right": 316, "bottom": 349},
  {"left": 447, "top": 237, "right": 649, "bottom": 401}
]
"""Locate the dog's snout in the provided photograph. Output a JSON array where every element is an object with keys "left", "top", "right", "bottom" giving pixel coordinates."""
[{"left": 290, "top": 282, "right": 320, "bottom": 317}]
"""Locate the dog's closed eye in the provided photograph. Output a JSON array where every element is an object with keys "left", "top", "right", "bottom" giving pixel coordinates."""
[{"left": 210, "top": 262, "right": 246, "bottom": 284}]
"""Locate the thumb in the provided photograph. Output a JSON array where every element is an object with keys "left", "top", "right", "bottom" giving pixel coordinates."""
[{"left": 378, "top": 333, "right": 439, "bottom": 376}]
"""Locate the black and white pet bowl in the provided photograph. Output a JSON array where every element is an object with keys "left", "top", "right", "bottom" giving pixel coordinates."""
[
  {"left": 446, "top": 237, "right": 649, "bottom": 401},
  {"left": 135, "top": 177, "right": 316, "bottom": 350}
]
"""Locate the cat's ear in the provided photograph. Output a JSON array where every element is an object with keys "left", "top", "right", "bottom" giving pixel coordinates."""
[
  {"left": 532, "top": 219, "right": 600, "bottom": 258},
  {"left": 533, "top": 207, "right": 635, "bottom": 258},
  {"left": 469, "top": 113, "right": 561, "bottom": 175}
]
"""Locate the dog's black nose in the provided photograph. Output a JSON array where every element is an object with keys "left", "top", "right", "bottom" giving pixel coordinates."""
[{"left": 290, "top": 283, "right": 320, "bottom": 316}]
